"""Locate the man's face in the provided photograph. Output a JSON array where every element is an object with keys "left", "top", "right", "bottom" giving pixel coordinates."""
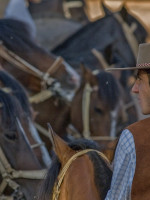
[{"left": 132, "top": 70, "right": 150, "bottom": 115}]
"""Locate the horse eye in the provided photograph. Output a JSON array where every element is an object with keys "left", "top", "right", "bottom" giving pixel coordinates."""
[
  {"left": 4, "top": 132, "right": 17, "bottom": 140},
  {"left": 94, "top": 107, "right": 103, "bottom": 115}
]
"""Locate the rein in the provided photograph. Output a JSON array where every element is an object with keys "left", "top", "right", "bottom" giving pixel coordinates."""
[
  {"left": 0, "top": 41, "right": 63, "bottom": 83},
  {"left": 52, "top": 149, "right": 110, "bottom": 200},
  {"left": 0, "top": 42, "right": 72, "bottom": 103},
  {"left": 0, "top": 146, "right": 47, "bottom": 198}
]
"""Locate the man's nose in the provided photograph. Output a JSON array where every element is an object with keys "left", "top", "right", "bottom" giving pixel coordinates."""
[{"left": 132, "top": 81, "right": 139, "bottom": 93}]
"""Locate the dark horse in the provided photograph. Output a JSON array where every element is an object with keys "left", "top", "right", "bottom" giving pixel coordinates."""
[
  {"left": 0, "top": 69, "right": 51, "bottom": 167},
  {"left": 38, "top": 128, "right": 112, "bottom": 200},
  {"left": 52, "top": 5, "right": 147, "bottom": 86},
  {"left": 0, "top": 89, "right": 46, "bottom": 199}
]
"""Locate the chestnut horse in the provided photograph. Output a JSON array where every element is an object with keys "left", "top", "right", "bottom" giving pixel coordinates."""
[
  {"left": 38, "top": 128, "right": 112, "bottom": 200},
  {"left": 69, "top": 67, "right": 122, "bottom": 146},
  {"left": 0, "top": 70, "right": 51, "bottom": 167},
  {"left": 0, "top": 89, "right": 46, "bottom": 199}
]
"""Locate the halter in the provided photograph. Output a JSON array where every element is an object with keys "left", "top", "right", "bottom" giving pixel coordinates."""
[
  {"left": 0, "top": 146, "right": 47, "bottom": 199},
  {"left": 0, "top": 42, "right": 72, "bottom": 102},
  {"left": 52, "top": 149, "right": 110, "bottom": 200},
  {"left": 81, "top": 83, "right": 117, "bottom": 141}
]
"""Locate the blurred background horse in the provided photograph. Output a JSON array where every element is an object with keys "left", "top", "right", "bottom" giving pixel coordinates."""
[
  {"left": 52, "top": 4, "right": 147, "bottom": 88},
  {"left": 0, "top": 69, "right": 51, "bottom": 167},
  {"left": 70, "top": 67, "right": 120, "bottom": 138},
  {"left": 0, "top": 89, "right": 46, "bottom": 199},
  {"left": 0, "top": 18, "right": 80, "bottom": 152}
]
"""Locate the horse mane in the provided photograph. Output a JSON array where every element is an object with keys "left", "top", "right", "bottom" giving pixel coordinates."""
[
  {"left": 0, "top": 89, "right": 24, "bottom": 131},
  {"left": 0, "top": 18, "right": 50, "bottom": 56},
  {"left": 39, "top": 138, "right": 112, "bottom": 200},
  {"left": 96, "top": 71, "right": 120, "bottom": 110},
  {"left": 0, "top": 71, "right": 31, "bottom": 117},
  {"left": 0, "top": 18, "right": 32, "bottom": 42}
]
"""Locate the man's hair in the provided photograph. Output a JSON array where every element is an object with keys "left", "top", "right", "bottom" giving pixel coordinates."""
[{"left": 142, "top": 69, "right": 150, "bottom": 85}]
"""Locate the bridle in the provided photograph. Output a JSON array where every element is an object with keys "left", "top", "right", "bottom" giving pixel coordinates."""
[
  {"left": 52, "top": 149, "right": 110, "bottom": 200},
  {"left": 0, "top": 116, "right": 47, "bottom": 200},
  {"left": 0, "top": 42, "right": 73, "bottom": 103},
  {"left": 0, "top": 146, "right": 47, "bottom": 200},
  {"left": 81, "top": 82, "right": 118, "bottom": 141}
]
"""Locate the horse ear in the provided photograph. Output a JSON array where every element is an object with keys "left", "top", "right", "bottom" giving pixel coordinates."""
[
  {"left": 80, "top": 63, "right": 96, "bottom": 85},
  {"left": 119, "top": 6, "right": 128, "bottom": 21},
  {"left": 48, "top": 124, "right": 74, "bottom": 164}
]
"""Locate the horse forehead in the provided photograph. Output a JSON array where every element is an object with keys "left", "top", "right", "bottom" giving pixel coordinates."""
[
  {"left": 63, "top": 61, "right": 80, "bottom": 78},
  {"left": 70, "top": 154, "right": 93, "bottom": 172}
]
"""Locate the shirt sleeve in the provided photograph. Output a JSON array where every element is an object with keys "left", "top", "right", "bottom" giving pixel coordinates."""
[{"left": 105, "top": 129, "right": 136, "bottom": 200}]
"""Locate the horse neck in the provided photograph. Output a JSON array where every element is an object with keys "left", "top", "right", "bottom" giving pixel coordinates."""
[
  {"left": 25, "top": 48, "right": 55, "bottom": 72},
  {"left": 60, "top": 155, "right": 100, "bottom": 200}
]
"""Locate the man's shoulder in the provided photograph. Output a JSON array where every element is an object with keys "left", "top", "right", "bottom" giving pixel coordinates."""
[
  {"left": 117, "top": 129, "right": 135, "bottom": 153},
  {"left": 127, "top": 117, "right": 150, "bottom": 130}
]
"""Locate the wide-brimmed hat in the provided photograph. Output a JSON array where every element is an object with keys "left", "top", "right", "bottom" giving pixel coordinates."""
[{"left": 106, "top": 43, "right": 150, "bottom": 71}]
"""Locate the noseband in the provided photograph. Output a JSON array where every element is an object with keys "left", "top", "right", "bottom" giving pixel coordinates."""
[{"left": 52, "top": 149, "right": 110, "bottom": 200}]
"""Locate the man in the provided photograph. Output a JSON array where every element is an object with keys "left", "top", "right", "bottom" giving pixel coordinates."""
[{"left": 105, "top": 43, "right": 150, "bottom": 200}]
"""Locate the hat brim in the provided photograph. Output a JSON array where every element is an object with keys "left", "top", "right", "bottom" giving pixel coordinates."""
[{"left": 106, "top": 66, "right": 150, "bottom": 71}]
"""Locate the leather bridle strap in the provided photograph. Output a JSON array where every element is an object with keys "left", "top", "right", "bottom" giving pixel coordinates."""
[
  {"left": 52, "top": 149, "right": 110, "bottom": 200},
  {"left": 0, "top": 42, "right": 62, "bottom": 84},
  {"left": 82, "top": 83, "right": 92, "bottom": 138},
  {"left": 0, "top": 146, "right": 47, "bottom": 195}
]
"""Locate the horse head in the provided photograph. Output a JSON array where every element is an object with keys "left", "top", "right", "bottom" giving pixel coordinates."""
[
  {"left": 0, "top": 70, "right": 51, "bottom": 167},
  {"left": 0, "top": 89, "right": 45, "bottom": 199},
  {"left": 0, "top": 19, "right": 80, "bottom": 98},
  {"left": 70, "top": 65, "right": 121, "bottom": 144},
  {"left": 38, "top": 126, "right": 112, "bottom": 200}
]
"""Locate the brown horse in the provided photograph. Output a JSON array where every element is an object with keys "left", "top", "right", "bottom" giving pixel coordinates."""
[
  {"left": 0, "top": 19, "right": 80, "bottom": 94},
  {"left": 0, "top": 69, "right": 51, "bottom": 167},
  {"left": 0, "top": 89, "right": 46, "bottom": 199},
  {"left": 38, "top": 127, "right": 112, "bottom": 200},
  {"left": 69, "top": 66, "right": 122, "bottom": 147}
]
